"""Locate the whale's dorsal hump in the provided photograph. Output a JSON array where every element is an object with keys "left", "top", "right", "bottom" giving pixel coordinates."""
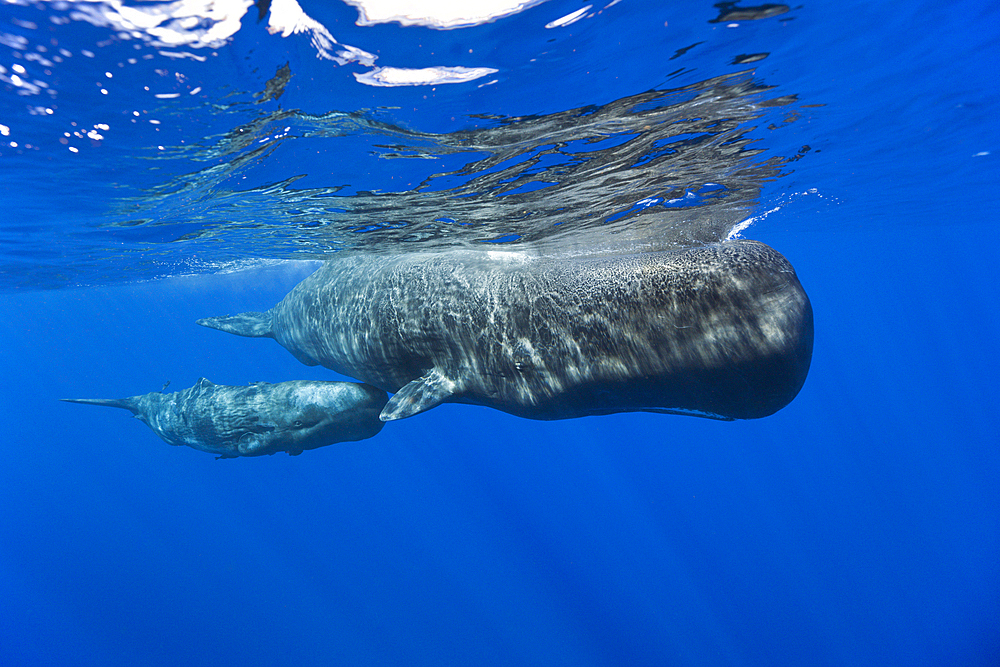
[{"left": 380, "top": 368, "right": 459, "bottom": 422}]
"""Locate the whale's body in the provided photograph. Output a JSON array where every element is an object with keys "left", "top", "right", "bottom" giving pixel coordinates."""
[
  {"left": 62, "top": 379, "right": 387, "bottom": 457},
  {"left": 198, "top": 240, "right": 813, "bottom": 422}
]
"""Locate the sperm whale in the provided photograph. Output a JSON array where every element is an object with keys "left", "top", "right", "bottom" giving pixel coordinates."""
[
  {"left": 62, "top": 378, "right": 387, "bottom": 457},
  {"left": 198, "top": 240, "right": 813, "bottom": 422}
]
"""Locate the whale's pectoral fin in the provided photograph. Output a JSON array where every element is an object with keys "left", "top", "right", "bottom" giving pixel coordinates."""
[
  {"left": 196, "top": 311, "right": 274, "bottom": 338},
  {"left": 380, "top": 368, "right": 459, "bottom": 421}
]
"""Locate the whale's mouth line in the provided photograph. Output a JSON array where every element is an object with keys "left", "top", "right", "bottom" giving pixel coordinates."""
[{"left": 638, "top": 407, "right": 735, "bottom": 421}]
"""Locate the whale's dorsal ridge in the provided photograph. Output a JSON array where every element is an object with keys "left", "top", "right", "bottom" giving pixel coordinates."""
[{"left": 380, "top": 368, "right": 459, "bottom": 422}]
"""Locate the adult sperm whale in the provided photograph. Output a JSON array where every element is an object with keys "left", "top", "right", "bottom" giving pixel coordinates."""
[
  {"left": 198, "top": 239, "right": 813, "bottom": 422},
  {"left": 62, "top": 379, "right": 387, "bottom": 457}
]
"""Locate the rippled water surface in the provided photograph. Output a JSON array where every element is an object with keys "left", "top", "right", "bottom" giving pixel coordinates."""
[{"left": 2, "top": 0, "right": 825, "bottom": 288}]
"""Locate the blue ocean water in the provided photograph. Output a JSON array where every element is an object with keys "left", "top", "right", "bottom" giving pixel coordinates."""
[{"left": 1, "top": 1, "right": 998, "bottom": 665}]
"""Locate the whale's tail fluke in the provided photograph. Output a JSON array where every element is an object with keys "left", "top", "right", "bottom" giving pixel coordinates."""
[
  {"left": 61, "top": 397, "right": 139, "bottom": 414},
  {"left": 196, "top": 311, "right": 274, "bottom": 338}
]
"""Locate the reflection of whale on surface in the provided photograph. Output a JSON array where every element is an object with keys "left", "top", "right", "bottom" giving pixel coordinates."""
[
  {"left": 198, "top": 239, "right": 813, "bottom": 422},
  {"left": 62, "top": 379, "right": 387, "bottom": 458}
]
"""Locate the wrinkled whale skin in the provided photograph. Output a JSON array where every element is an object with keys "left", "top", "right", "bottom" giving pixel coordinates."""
[
  {"left": 62, "top": 379, "right": 387, "bottom": 457},
  {"left": 198, "top": 240, "right": 813, "bottom": 422}
]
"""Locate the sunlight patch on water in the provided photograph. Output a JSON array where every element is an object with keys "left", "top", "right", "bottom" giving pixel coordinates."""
[
  {"left": 265, "top": 0, "right": 376, "bottom": 65},
  {"left": 545, "top": 6, "right": 592, "bottom": 29},
  {"left": 354, "top": 65, "right": 499, "bottom": 87},
  {"left": 67, "top": 0, "right": 252, "bottom": 49},
  {"left": 344, "top": 0, "right": 549, "bottom": 29}
]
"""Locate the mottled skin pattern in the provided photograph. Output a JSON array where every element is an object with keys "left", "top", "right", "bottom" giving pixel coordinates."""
[
  {"left": 62, "top": 379, "right": 387, "bottom": 457},
  {"left": 198, "top": 240, "right": 813, "bottom": 422}
]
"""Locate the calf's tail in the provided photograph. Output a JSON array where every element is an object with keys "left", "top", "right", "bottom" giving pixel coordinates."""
[{"left": 61, "top": 397, "right": 138, "bottom": 414}]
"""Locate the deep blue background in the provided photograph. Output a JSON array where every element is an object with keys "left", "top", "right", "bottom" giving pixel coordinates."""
[{"left": 2, "top": 1, "right": 998, "bottom": 665}]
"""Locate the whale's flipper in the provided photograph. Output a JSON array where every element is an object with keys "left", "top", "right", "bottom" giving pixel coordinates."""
[
  {"left": 196, "top": 311, "right": 274, "bottom": 338},
  {"left": 61, "top": 397, "right": 139, "bottom": 414},
  {"left": 380, "top": 368, "right": 459, "bottom": 421}
]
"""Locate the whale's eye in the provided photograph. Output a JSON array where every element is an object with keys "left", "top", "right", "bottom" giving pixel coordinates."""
[{"left": 294, "top": 420, "right": 303, "bottom": 427}]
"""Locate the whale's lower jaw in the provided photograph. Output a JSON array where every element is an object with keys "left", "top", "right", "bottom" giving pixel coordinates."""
[{"left": 447, "top": 359, "right": 810, "bottom": 421}]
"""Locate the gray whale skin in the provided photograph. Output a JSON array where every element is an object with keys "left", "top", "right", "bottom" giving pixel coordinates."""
[
  {"left": 62, "top": 379, "right": 387, "bottom": 457},
  {"left": 198, "top": 239, "right": 813, "bottom": 422}
]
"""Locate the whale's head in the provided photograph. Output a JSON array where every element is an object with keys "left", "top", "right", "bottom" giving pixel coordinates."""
[{"left": 235, "top": 382, "right": 387, "bottom": 457}]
